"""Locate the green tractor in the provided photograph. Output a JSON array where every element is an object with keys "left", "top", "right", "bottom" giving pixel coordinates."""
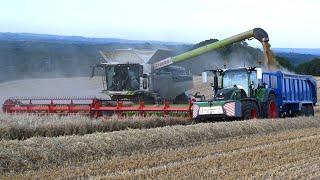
[
  {"left": 193, "top": 66, "right": 275, "bottom": 123},
  {"left": 193, "top": 65, "right": 317, "bottom": 123}
]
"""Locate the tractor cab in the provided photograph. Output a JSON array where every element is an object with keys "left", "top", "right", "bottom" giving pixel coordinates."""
[{"left": 203, "top": 67, "right": 261, "bottom": 99}]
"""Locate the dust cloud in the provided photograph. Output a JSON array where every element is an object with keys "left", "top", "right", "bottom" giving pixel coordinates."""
[{"left": 0, "top": 77, "right": 106, "bottom": 105}]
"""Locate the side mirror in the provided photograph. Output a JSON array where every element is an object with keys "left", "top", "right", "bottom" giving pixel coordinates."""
[{"left": 202, "top": 72, "right": 208, "bottom": 83}]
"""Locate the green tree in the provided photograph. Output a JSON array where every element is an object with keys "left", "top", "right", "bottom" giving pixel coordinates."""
[
  {"left": 276, "top": 56, "right": 295, "bottom": 71},
  {"left": 295, "top": 58, "right": 320, "bottom": 75}
]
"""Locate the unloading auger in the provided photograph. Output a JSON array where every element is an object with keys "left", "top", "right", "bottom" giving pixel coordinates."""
[{"left": 153, "top": 28, "right": 275, "bottom": 70}]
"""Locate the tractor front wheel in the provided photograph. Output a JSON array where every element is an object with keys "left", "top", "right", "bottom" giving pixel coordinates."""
[{"left": 242, "top": 101, "right": 259, "bottom": 120}]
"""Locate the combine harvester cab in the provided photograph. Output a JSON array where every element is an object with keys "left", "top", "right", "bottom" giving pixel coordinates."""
[{"left": 193, "top": 68, "right": 317, "bottom": 123}]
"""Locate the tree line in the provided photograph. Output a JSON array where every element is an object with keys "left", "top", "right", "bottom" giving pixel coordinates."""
[{"left": 276, "top": 56, "right": 320, "bottom": 76}]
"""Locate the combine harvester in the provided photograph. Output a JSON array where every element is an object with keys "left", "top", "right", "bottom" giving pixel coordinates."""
[{"left": 2, "top": 28, "right": 317, "bottom": 120}]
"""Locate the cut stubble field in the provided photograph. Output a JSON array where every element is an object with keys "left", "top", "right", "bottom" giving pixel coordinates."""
[
  {"left": 1, "top": 113, "right": 320, "bottom": 179},
  {"left": 8, "top": 127, "right": 320, "bottom": 179}
]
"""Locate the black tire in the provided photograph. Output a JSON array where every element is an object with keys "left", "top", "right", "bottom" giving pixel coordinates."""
[
  {"left": 300, "top": 105, "right": 314, "bottom": 117},
  {"left": 307, "top": 105, "right": 315, "bottom": 116},
  {"left": 302, "top": 105, "right": 314, "bottom": 117},
  {"left": 262, "top": 93, "right": 279, "bottom": 119},
  {"left": 242, "top": 101, "right": 259, "bottom": 120},
  {"left": 300, "top": 105, "right": 308, "bottom": 116}
]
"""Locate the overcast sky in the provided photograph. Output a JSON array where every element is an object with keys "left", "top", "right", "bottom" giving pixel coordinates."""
[{"left": 0, "top": 0, "right": 319, "bottom": 48}]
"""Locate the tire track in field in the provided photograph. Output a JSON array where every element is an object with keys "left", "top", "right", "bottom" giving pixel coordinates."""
[{"left": 105, "top": 133, "right": 320, "bottom": 179}]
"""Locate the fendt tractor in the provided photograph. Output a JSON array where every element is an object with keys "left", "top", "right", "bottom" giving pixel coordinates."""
[
  {"left": 193, "top": 67, "right": 317, "bottom": 122},
  {"left": 2, "top": 28, "right": 317, "bottom": 120}
]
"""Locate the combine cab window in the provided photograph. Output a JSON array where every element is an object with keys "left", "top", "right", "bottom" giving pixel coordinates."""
[{"left": 105, "top": 65, "right": 140, "bottom": 91}]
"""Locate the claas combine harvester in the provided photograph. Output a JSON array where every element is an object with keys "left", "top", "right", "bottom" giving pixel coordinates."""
[{"left": 2, "top": 28, "right": 317, "bottom": 120}]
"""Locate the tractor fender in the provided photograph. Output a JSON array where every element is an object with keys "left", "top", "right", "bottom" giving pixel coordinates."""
[
  {"left": 256, "top": 88, "right": 278, "bottom": 115},
  {"left": 256, "top": 88, "right": 277, "bottom": 103}
]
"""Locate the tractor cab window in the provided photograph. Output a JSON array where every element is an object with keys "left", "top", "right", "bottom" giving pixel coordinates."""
[
  {"left": 105, "top": 65, "right": 140, "bottom": 91},
  {"left": 223, "top": 69, "right": 249, "bottom": 95}
]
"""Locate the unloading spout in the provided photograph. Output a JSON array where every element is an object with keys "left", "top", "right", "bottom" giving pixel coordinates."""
[{"left": 153, "top": 28, "right": 275, "bottom": 70}]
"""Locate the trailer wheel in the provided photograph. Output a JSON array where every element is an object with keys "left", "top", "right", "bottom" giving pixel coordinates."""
[
  {"left": 300, "top": 105, "right": 308, "bottom": 116},
  {"left": 301, "top": 105, "right": 314, "bottom": 117},
  {"left": 299, "top": 105, "right": 314, "bottom": 117},
  {"left": 262, "top": 94, "right": 279, "bottom": 119},
  {"left": 307, "top": 105, "right": 315, "bottom": 116},
  {"left": 242, "top": 101, "right": 259, "bottom": 120}
]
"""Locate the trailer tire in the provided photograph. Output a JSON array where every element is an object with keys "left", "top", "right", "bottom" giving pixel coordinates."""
[
  {"left": 305, "top": 105, "right": 314, "bottom": 117},
  {"left": 299, "top": 105, "right": 314, "bottom": 117},
  {"left": 242, "top": 101, "right": 259, "bottom": 120},
  {"left": 262, "top": 94, "right": 279, "bottom": 119},
  {"left": 300, "top": 105, "right": 308, "bottom": 116}
]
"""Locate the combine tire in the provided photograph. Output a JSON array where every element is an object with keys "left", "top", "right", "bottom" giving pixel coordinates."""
[
  {"left": 262, "top": 94, "right": 279, "bottom": 119},
  {"left": 242, "top": 101, "right": 259, "bottom": 120}
]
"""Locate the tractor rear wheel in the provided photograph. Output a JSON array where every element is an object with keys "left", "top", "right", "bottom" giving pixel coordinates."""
[
  {"left": 262, "top": 94, "right": 279, "bottom": 119},
  {"left": 242, "top": 101, "right": 259, "bottom": 120}
]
